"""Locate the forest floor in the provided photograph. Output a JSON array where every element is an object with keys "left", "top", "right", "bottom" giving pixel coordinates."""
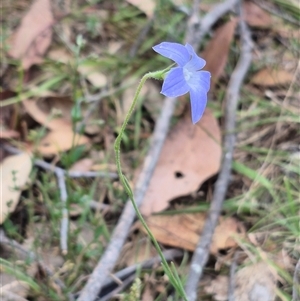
[{"left": 1, "top": 0, "right": 299, "bottom": 300}]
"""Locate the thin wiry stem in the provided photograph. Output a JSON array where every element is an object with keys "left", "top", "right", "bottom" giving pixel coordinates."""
[
  {"left": 77, "top": 66, "right": 186, "bottom": 301},
  {"left": 113, "top": 70, "right": 188, "bottom": 300}
]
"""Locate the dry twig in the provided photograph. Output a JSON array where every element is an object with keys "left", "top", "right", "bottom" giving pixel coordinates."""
[
  {"left": 185, "top": 0, "right": 201, "bottom": 49},
  {"left": 184, "top": 2, "right": 253, "bottom": 300},
  {"left": 34, "top": 159, "right": 118, "bottom": 179},
  {"left": 98, "top": 275, "right": 136, "bottom": 301},
  {"left": 102, "top": 249, "right": 183, "bottom": 288}
]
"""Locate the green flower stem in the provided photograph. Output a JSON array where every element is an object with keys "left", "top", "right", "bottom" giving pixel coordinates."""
[{"left": 114, "top": 68, "right": 188, "bottom": 301}]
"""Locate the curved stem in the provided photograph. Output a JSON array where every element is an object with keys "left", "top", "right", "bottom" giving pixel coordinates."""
[{"left": 114, "top": 69, "right": 188, "bottom": 301}]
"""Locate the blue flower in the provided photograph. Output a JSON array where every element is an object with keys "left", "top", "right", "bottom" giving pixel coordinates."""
[{"left": 153, "top": 42, "right": 211, "bottom": 124}]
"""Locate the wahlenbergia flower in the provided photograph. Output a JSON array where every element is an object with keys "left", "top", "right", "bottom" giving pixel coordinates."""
[{"left": 153, "top": 42, "right": 211, "bottom": 124}]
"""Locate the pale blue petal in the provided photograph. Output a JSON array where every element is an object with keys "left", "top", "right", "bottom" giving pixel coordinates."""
[
  {"left": 184, "top": 44, "right": 206, "bottom": 71},
  {"left": 189, "top": 88, "right": 208, "bottom": 124},
  {"left": 161, "top": 67, "right": 190, "bottom": 97},
  {"left": 153, "top": 42, "right": 190, "bottom": 67},
  {"left": 186, "top": 70, "right": 211, "bottom": 92}
]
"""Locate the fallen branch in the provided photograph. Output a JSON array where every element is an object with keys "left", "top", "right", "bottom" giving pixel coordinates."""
[
  {"left": 2, "top": 145, "right": 117, "bottom": 179},
  {"left": 184, "top": 2, "right": 253, "bottom": 300},
  {"left": 55, "top": 167, "right": 68, "bottom": 254},
  {"left": 34, "top": 159, "right": 118, "bottom": 179},
  {"left": 185, "top": 0, "right": 201, "bottom": 49},
  {"left": 99, "top": 275, "right": 136, "bottom": 301}
]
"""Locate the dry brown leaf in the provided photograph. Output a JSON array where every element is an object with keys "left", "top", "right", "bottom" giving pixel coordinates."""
[
  {"left": 243, "top": 1, "right": 272, "bottom": 28},
  {"left": 107, "top": 41, "right": 124, "bottom": 54},
  {"left": 126, "top": 0, "right": 156, "bottom": 18},
  {"left": 48, "top": 48, "right": 72, "bottom": 64},
  {"left": 211, "top": 217, "right": 246, "bottom": 254},
  {"left": 69, "top": 158, "right": 94, "bottom": 172},
  {"left": 275, "top": 28, "right": 300, "bottom": 40},
  {"left": 0, "top": 129, "right": 20, "bottom": 139},
  {"left": 144, "top": 213, "right": 205, "bottom": 251},
  {"left": 140, "top": 109, "right": 221, "bottom": 215},
  {"left": 1, "top": 261, "right": 37, "bottom": 300},
  {"left": 234, "top": 262, "right": 277, "bottom": 301},
  {"left": 120, "top": 239, "right": 157, "bottom": 267},
  {"left": 8, "top": 0, "right": 54, "bottom": 69},
  {"left": 204, "top": 275, "right": 229, "bottom": 301},
  {"left": 76, "top": 224, "right": 95, "bottom": 246},
  {"left": 202, "top": 18, "right": 238, "bottom": 86},
  {"left": 23, "top": 97, "right": 73, "bottom": 131},
  {"left": 251, "top": 68, "right": 294, "bottom": 86},
  {"left": 78, "top": 64, "right": 107, "bottom": 88},
  {"left": 36, "top": 129, "right": 90, "bottom": 156},
  {"left": 0, "top": 153, "right": 32, "bottom": 224},
  {"left": 0, "top": 281, "right": 30, "bottom": 300},
  {"left": 142, "top": 284, "right": 155, "bottom": 301},
  {"left": 91, "top": 163, "right": 117, "bottom": 172},
  {"left": 143, "top": 214, "right": 245, "bottom": 254}
]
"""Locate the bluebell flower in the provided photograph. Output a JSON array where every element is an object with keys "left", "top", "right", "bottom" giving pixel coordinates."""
[{"left": 153, "top": 42, "right": 211, "bottom": 124}]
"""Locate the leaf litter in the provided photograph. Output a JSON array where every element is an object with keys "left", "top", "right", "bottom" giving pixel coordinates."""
[
  {"left": 201, "top": 18, "right": 238, "bottom": 87},
  {"left": 251, "top": 67, "right": 295, "bottom": 86},
  {"left": 1, "top": 0, "right": 299, "bottom": 299},
  {"left": 0, "top": 153, "right": 32, "bottom": 224},
  {"left": 140, "top": 109, "right": 222, "bottom": 215},
  {"left": 8, "top": 0, "right": 54, "bottom": 69},
  {"left": 23, "top": 97, "right": 73, "bottom": 131},
  {"left": 142, "top": 213, "right": 245, "bottom": 254},
  {"left": 243, "top": 1, "right": 272, "bottom": 28}
]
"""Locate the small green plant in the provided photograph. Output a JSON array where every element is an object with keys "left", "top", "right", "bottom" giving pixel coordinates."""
[{"left": 114, "top": 41, "right": 212, "bottom": 300}]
